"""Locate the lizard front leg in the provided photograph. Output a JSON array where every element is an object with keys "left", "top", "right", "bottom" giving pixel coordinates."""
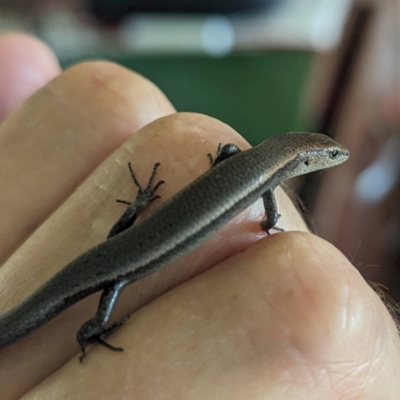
[{"left": 107, "top": 162, "right": 164, "bottom": 239}]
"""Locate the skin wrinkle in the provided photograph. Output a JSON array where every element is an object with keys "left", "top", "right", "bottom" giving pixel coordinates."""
[
  {"left": 365, "top": 333, "right": 387, "bottom": 379},
  {"left": 339, "top": 361, "right": 376, "bottom": 397},
  {"left": 328, "top": 357, "right": 372, "bottom": 385},
  {"left": 308, "top": 361, "right": 366, "bottom": 400},
  {"left": 303, "top": 365, "right": 337, "bottom": 397},
  {"left": 328, "top": 365, "right": 366, "bottom": 400}
]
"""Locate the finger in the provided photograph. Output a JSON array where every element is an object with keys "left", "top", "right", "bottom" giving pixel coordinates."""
[
  {"left": 25, "top": 232, "right": 400, "bottom": 399},
  {"left": 0, "top": 33, "right": 60, "bottom": 119},
  {"left": 0, "top": 113, "right": 306, "bottom": 397},
  {"left": 0, "top": 61, "right": 175, "bottom": 262}
]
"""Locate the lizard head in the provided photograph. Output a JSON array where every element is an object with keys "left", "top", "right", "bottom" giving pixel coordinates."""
[{"left": 292, "top": 132, "right": 349, "bottom": 174}]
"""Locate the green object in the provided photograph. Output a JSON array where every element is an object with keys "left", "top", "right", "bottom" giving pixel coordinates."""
[{"left": 64, "top": 51, "right": 314, "bottom": 144}]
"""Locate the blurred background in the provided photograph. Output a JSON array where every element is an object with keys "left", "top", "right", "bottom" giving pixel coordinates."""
[{"left": 1, "top": 0, "right": 400, "bottom": 312}]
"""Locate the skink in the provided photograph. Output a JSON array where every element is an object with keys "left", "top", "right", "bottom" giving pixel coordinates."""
[{"left": 0, "top": 132, "right": 349, "bottom": 360}]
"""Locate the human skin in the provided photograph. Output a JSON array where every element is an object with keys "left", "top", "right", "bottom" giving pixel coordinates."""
[{"left": 0, "top": 33, "right": 399, "bottom": 400}]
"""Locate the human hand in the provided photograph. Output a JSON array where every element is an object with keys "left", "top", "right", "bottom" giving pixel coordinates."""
[{"left": 0, "top": 33, "right": 399, "bottom": 400}]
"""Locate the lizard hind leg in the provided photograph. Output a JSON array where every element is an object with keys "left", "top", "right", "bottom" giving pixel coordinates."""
[
  {"left": 77, "top": 280, "right": 130, "bottom": 362},
  {"left": 77, "top": 316, "right": 125, "bottom": 363}
]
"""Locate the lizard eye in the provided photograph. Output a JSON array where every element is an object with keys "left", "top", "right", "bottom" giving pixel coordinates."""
[{"left": 329, "top": 150, "right": 339, "bottom": 159}]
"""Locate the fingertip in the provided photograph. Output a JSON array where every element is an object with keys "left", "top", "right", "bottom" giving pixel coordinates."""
[{"left": 0, "top": 32, "right": 61, "bottom": 119}]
